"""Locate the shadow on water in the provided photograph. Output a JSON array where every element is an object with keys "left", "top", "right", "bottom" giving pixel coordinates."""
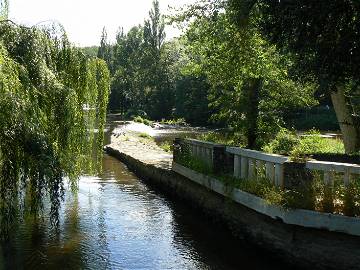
[{"left": 0, "top": 116, "right": 300, "bottom": 269}]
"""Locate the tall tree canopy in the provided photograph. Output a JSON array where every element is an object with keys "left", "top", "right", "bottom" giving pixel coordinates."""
[
  {"left": 229, "top": 0, "right": 360, "bottom": 153},
  {"left": 106, "top": 0, "right": 183, "bottom": 121},
  {"left": 175, "top": 0, "right": 315, "bottom": 148},
  {"left": 0, "top": 21, "right": 110, "bottom": 235}
]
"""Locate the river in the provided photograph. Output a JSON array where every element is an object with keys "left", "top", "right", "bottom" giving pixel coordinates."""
[{"left": 0, "top": 118, "right": 295, "bottom": 270}]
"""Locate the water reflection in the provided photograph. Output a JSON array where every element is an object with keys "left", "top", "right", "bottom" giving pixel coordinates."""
[{"left": 0, "top": 154, "right": 293, "bottom": 270}]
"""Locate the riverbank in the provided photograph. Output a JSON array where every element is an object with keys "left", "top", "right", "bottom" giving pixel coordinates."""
[
  {"left": 105, "top": 130, "right": 360, "bottom": 270},
  {"left": 108, "top": 126, "right": 173, "bottom": 170}
]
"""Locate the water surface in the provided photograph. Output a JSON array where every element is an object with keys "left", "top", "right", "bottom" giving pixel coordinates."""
[{"left": 0, "top": 118, "right": 294, "bottom": 269}]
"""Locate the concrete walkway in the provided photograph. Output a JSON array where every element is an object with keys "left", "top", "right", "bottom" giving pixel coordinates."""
[{"left": 107, "top": 131, "right": 173, "bottom": 170}]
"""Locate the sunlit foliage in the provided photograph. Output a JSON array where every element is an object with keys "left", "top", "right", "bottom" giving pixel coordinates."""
[
  {"left": 175, "top": 2, "right": 316, "bottom": 148},
  {"left": 0, "top": 21, "right": 110, "bottom": 236}
]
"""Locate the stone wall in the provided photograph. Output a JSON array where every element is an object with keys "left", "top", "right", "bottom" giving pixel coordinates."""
[{"left": 106, "top": 145, "right": 360, "bottom": 270}]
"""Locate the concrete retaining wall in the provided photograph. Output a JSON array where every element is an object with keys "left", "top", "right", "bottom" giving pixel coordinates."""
[{"left": 105, "top": 145, "right": 360, "bottom": 270}]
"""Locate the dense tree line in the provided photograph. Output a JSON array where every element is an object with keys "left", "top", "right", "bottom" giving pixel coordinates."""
[
  {"left": 99, "top": 1, "right": 314, "bottom": 148},
  {"left": 97, "top": 0, "right": 212, "bottom": 125},
  {"left": 101, "top": 0, "right": 359, "bottom": 153},
  {"left": 99, "top": 0, "right": 360, "bottom": 153},
  {"left": 178, "top": 0, "right": 360, "bottom": 153},
  {"left": 101, "top": 0, "right": 315, "bottom": 147}
]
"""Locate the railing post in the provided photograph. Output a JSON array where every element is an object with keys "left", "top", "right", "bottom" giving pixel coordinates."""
[
  {"left": 275, "top": 164, "right": 284, "bottom": 187},
  {"left": 248, "top": 158, "right": 255, "bottom": 180},
  {"left": 240, "top": 156, "right": 248, "bottom": 179},
  {"left": 256, "top": 160, "right": 265, "bottom": 177},
  {"left": 234, "top": 155, "right": 241, "bottom": 178},
  {"left": 213, "top": 146, "right": 226, "bottom": 175},
  {"left": 344, "top": 168, "right": 350, "bottom": 186},
  {"left": 323, "top": 171, "right": 334, "bottom": 185},
  {"left": 265, "top": 162, "right": 275, "bottom": 183},
  {"left": 173, "top": 138, "right": 182, "bottom": 163}
]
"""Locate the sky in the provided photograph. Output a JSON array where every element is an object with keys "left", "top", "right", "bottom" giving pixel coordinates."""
[{"left": 8, "top": 0, "right": 195, "bottom": 47}]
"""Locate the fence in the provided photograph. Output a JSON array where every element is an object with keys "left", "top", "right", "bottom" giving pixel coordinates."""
[
  {"left": 306, "top": 160, "right": 360, "bottom": 186},
  {"left": 226, "top": 147, "right": 289, "bottom": 187},
  {"left": 174, "top": 138, "right": 360, "bottom": 189},
  {"left": 174, "top": 138, "right": 225, "bottom": 169}
]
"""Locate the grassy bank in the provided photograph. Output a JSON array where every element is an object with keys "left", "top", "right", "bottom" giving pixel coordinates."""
[{"left": 176, "top": 152, "right": 360, "bottom": 217}]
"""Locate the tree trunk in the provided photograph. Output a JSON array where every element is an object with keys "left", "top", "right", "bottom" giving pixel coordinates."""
[
  {"left": 246, "top": 78, "right": 262, "bottom": 149},
  {"left": 331, "top": 86, "right": 360, "bottom": 153}
]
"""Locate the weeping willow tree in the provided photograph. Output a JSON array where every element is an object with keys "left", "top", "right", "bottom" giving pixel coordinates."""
[{"left": 0, "top": 21, "right": 110, "bottom": 236}]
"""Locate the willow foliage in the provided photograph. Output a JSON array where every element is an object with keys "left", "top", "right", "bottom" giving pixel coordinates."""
[{"left": 0, "top": 21, "right": 110, "bottom": 235}]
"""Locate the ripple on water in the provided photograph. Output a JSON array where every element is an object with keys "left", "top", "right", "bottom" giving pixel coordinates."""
[{"left": 0, "top": 154, "right": 292, "bottom": 270}]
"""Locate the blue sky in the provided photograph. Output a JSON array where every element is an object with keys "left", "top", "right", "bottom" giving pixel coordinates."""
[{"left": 8, "top": 0, "right": 195, "bottom": 47}]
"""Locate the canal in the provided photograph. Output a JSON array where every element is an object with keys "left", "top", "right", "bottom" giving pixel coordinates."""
[{"left": 0, "top": 119, "right": 295, "bottom": 269}]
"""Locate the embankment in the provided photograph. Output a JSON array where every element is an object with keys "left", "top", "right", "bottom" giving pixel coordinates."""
[{"left": 105, "top": 134, "right": 360, "bottom": 270}]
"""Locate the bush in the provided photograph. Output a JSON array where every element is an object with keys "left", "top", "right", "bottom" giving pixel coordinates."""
[
  {"left": 160, "top": 118, "right": 188, "bottom": 126},
  {"left": 133, "top": 116, "right": 153, "bottom": 126},
  {"left": 133, "top": 115, "right": 144, "bottom": 123},
  {"left": 262, "top": 128, "right": 299, "bottom": 155},
  {"left": 291, "top": 130, "right": 344, "bottom": 159},
  {"left": 263, "top": 129, "right": 345, "bottom": 159},
  {"left": 159, "top": 141, "right": 172, "bottom": 152},
  {"left": 138, "top": 132, "right": 151, "bottom": 139},
  {"left": 197, "top": 131, "right": 246, "bottom": 147}
]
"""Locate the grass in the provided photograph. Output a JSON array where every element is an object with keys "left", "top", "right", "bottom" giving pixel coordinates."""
[
  {"left": 133, "top": 116, "right": 153, "bottom": 126},
  {"left": 138, "top": 132, "right": 151, "bottom": 139},
  {"left": 159, "top": 141, "right": 172, "bottom": 152},
  {"left": 263, "top": 129, "right": 345, "bottom": 160},
  {"left": 176, "top": 152, "right": 285, "bottom": 205},
  {"left": 176, "top": 151, "right": 360, "bottom": 216},
  {"left": 196, "top": 131, "right": 246, "bottom": 147},
  {"left": 135, "top": 133, "right": 173, "bottom": 153},
  {"left": 160, "top": 118, "right": 188, "bottom": 126}
]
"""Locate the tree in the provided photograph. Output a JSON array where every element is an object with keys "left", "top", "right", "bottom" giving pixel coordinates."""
[
  {"left": 0, "top": 21, "right": 110, "bottom": 236},
  {"left": 181, "top": 8, "right": 315, "bottom": 148},
  {"left": 143, "top": 0, "right": 165, "bottom": 56},
  {"left": 142, "top": 0, "right": 174, "bottom": 120},
  {"left": 229, "top": 0, "right": 360, "bottom": 153},
  {"left": 0, "top": 0, "right": 8, "bottom": 20},
  {"left": 110, "top": 26, "right": 146, "bottom": 113},
  {"left": 175, "top": 74, "right": 211, "bottom": 125},
  {"left": 98, "top": 27, "right": 113, "bottom": 73}
]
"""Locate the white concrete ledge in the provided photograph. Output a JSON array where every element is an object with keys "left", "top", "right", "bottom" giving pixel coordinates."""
[
  {"left": 183, "top": 138, "right": 224, "bottom": 149},
  {"left": 172, "top": 162, "right": 360, "bottom": 237},
  {"left": 226, "top": 147, "right": 289, "bottom": 164},
  {"left": 306, "top": 160, "right": 360, "bottom": 174}
]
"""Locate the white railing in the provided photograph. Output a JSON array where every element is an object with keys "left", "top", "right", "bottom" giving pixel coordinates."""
[
  {"left": 183, "top": 139, "right": 223, "bottom": 167},
  {"left": 226, "top": 147, "right": 289, "bottom": 187},
  {"left": 306, "top": 160, "right": 360, "bottom": 186}
]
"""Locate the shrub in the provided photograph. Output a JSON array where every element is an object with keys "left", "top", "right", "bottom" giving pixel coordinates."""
[
  {"left": 133, "top": 115, "right": 144, "bottom": 123},
  {"left": 143, "top": 118, "right": 153, "bottom": 126},
  {"left": 126, "top": 109, "right": 147, "bottom": 119},
  {"left": 263, "top": 129, "right": 345, "bottom": 159},
  {"left": 138, "top": 133, "right": 151, "bottom": 139},
  {"left": 133, "top": 116, "right": 153, "bottom": 126},
  {"left": 160, "top": 141, "right": 172, "bottom": 152},
  {"left": 291, "top": 130, "right": 344, "bottom": 159},
  {"left": 160, "top": 118, "right": 188, "bottom": 126},
  {"left": 262, "top": 128, "right": 299, "bottom": 155},
  {"left": 197, "top": 131, "right": 246, "bottom": 147},
  {"left": 342, "top": 178, "right": 360, "bottom": 217}
]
